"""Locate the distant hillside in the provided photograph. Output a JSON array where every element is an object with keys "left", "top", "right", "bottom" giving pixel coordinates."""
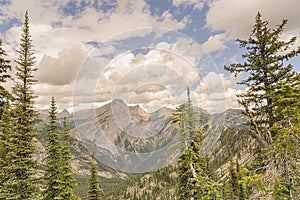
[{"left": 104, "top": 165, "right": 178, "bottom": 200}]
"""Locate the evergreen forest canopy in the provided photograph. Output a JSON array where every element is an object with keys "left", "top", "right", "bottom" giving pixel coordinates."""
[{"left": 0, "top": 11, "right": 299, "bottom": 200}]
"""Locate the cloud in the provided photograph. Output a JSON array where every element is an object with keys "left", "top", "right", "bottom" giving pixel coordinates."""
[
  {"left": 62, "top": 0, "right": 188, "bottom": 40},
  {"left": 196, "top": 72, "right": 235, "bottom": 93},
  {"left": 156, "top": 37, "right": 204, "bottom": 67},
  {"left": 33, "top": 83, "right": 74, "bottom": 110},
  {"left": 206, "top": 0, "right": 300, "bottom": 39},
  {"left": 67, "top": 35, "right": 220, "bottom": 112},
  {"left": 193, "top": 72, "right": 240, "bottom": 113},
  {"left": 0, "top": 0, "right": 194, "bottom": 105},
  {"left": 92, "top": 45, "right": 201, "bottom": 101},
  {"left": 134, "top": 83, "right": 166, "bottom": 95},
  {"left": 129, "top": 88, "right": 173, "bottom": 104},
  {"left": 0, "top": 0, "right": 194, "bottom": 111},
  {"left": 194, "top": 88, "right": 241, "bottom": 113},
  {"left": 204, "top": 0, "right": 300, "bottom": 51},
  {"left": 0, "top": 0, "right": 61, "bottom": 24},
  {"left": 172, "top": 0, "right": 206, "bottom": 10},
  {"left": 34, "top": 44, "right": 240, "bottom": 113},
  {"left": 0, "top": 0, "right": 249, "bottom": 113},
  {"left": 202, "top": 33, "right": 227, "bottom": 53},
  {"left": 36, "top": 44, "right": 88, "bottom": 85},
  {"left": 62, "top": 38, "right": 204, "bottom": 111},
  {"left": 1, "top": 0, "right": 189, "bottom": 57}
]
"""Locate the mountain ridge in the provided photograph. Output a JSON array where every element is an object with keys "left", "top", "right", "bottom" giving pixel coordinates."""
[
  {"left": 38, "top": 99, "right": 246, "bottom": 173},
  {"left": 36, "top": 99, "right": 250, "bottom": 199},
  {"left": 67, "top": 99, "right": 245, "bottom": 173}
]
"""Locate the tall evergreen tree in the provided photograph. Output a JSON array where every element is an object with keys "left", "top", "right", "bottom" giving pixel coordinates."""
[
  {"left": 0, "top": 11, "right": 39, "bottom": 199},
  {"left": 172, "top": 88, "right": 198, "bottom": 199},
  {"left": 58, "top": 117, "right": 79, "bottom": 200},
  {"left": 172, "top": 88, "right": 221, "bottom": 200},
  {"left": 43, "top": 96, "right": 62, "bottom": 200},
  {"left": 225, "top": 12, "right": 300, "bottom": 198},
  {"left": 223, "top": 157, "right": 248, "bottom": 200},
  {"left": 88, "top": 155, "right": 103, "bottom": 200},
  {"left": 194, "top": 136, "right": 221, "bottom": 200},
  {"left": 0, "top": 39, "right": 11, "bottom": 118},
  {"left": 43, "top": 99, "right": 78, "bottom": 200},
  {"left": 225, "top": 12, "right": 300, "bottom": 148},
  {"left": 0, "top": 104, "right": 15, "bottom": 198},
  {"left": 0, "top": 38, "right": 12, "bottom": 198}
]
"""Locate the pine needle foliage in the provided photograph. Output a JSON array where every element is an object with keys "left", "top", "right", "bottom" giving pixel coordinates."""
[
  {"left": 172, "top": 87, "right": 221, "bottom": 200},
  {"left": 57, "top": 118, "right": 79, "bottom": 200},
  {"left": 0, "top": 11, "right": 39, "bottom": 199},
  {"left": 43, "top": 96, "right": 62, "bottom": 200},
  {"left": 0, "top": 39, "right": 11, "bottom": 118},
  {"left": 225, "top": 12, "right": 300, "bottom": 198},
  {"left": 88, "top": 155, "right": 103, "bottom": 200}
]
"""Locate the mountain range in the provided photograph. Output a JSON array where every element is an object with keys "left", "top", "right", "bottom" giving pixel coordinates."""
[
  {"left": 38, "top": 99, "right": 250, "bottom": 174},
  {"left": 36, "top": 99, "right": 251, "bottom": 198}
]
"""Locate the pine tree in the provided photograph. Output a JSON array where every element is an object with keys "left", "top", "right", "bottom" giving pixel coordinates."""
[
  {"left": 57, "top": 117, "right": 79, "bottom": 200},
  {"left": 43, "top": 96, "right": 62, "bottom": 200},
  {"left": 0, "top": 38, "right": 12, "bottom": 198},
  {"left": 0, "top": 104, "right": 16, "bottom": 198},
  {"left": 88, "top": 155, "right": 103, "bottom": 200},
  {"left": 0, "top": 11, "right": 39, "bottom": 199},
  {"left": 43, "top": 99, "right": 78, "bottom": 200},
  {"left": 225, "top": 12, "right": 300, "bottom": 148},
  {"left": 269, "top": 74, "right": 300, "bottom": 199},
  {"left": 225, "top": 12, "right": 300, "bottom": 198},
  {"left": 172, "top": 88, "right": 198, "bottom": 199},
  {"left": 172, "top": 87, "right": 221, "bottom": 200},
  {"left": 223, "top": 157, "right": 248, "bottom": 200},
  {"left": 0, "top": 39, "right": 11, "bottom": 118},
  {"left": 194, "top": 137, "right": 221, "bottom": 200}
]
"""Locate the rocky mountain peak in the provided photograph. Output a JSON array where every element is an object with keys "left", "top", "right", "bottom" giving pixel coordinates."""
[{"left": 129, "top": 105, "right": 150, "bottom": 122}]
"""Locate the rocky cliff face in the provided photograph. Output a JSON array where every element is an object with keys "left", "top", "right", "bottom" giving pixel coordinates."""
[{"left": 70, "top": 99, "right": 180, "bottom": 173}]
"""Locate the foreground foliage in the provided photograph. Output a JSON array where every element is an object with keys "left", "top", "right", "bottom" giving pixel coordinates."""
[
  {"left": 43, "top": 97, "right": 79, "bottom": 199},
  {"left": 172, "top": 88, "right": 221, "bottom": 200},
  {"left": 88, "top": 155, "right": 104, "bottom": 200},
  {"left": 225, "top": 12, "right": 300, "bottom": 199},
  {"left": 0, "top": 11, "right": 40, "bottom": 199}
]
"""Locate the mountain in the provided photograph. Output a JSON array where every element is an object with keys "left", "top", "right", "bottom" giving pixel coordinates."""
[
  {"left": 36, "top": 100, "right": 251, "bottom": 199},
  {"left": 69, "top": 99, "right": 212, "bottom": 174},
  {"left": 203, "top": 109, "right": 254, "bottom": 173},
  {"left": 69, "top": 100, "right": 250, "bottom": 174},
  {"left": 38, "top": 108, "right": 71, "bottom": 122},
  {"left": 39, "top": 99, "right": 247, "bottom": 175},
  {"left": 36, "top": 108, "right": 126, "bottom": 178}
]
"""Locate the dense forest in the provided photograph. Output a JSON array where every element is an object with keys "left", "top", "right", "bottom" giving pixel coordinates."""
[{"left": 0, "top": 10, "right": 299, "bottom": 200}]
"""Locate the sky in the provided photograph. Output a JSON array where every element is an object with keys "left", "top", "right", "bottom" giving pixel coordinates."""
[{"left": 1, "top": 0, "right": 300, "bottom": 113}]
